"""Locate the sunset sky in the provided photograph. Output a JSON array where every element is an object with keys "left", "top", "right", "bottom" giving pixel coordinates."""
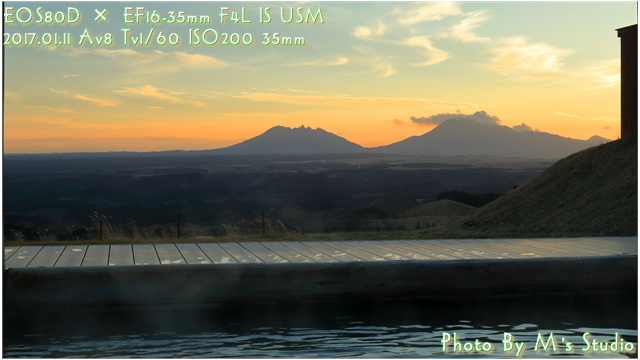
[{"left": 3, "top": 1, "right": 637, "bottom": 153}]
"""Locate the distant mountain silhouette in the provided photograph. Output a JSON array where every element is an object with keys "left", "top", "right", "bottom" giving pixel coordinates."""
[
  {"left": 211, "top": 121, "right": 609, "bottom": 158},
  {"left": 374, "top": 119, "right": 609, "bottom": 158},
  {"left": 213, "top": 125, "right": 364, "bottom": 155}
]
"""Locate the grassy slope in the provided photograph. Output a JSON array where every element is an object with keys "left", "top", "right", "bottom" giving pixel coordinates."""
[{"left": 435, "top": 134, "right": 638, "bottom": 238}]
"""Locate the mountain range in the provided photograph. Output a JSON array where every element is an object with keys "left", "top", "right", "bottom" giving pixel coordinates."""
[{"left": 211, "top": 120, "right": 609, "bottom": 158}]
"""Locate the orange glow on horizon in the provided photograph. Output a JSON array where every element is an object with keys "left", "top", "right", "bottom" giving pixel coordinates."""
[{"left": 3, "top": 1, "right": 631, "bottom": 153}]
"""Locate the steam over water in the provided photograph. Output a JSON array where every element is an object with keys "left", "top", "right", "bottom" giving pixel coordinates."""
[{"left": 4, "top": 295, "right": 637, "bottom": 358}]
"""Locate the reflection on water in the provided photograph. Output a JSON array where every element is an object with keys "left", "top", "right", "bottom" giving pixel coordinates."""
[
  {"left": 4, "top": 295, "right": 637, "bottom": 358},
  {"left": 6, "top": 324, "right": 637, "bottom": 358}
]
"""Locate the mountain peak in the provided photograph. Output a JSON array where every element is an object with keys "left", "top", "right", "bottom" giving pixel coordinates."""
[
  {"left": 216, "top": 125, "right": 363, "bottom": 155},
  {"left": 268, "top": 125, "right": 325, "bottom": 133},
  {"left": 377, "top": 118, "right": 606, "bottom": 158},
  {"left": 586, "top": 135, "right": 611, "bottom": 144},
  {"left": 437, "top": 117, "right": 503, "bottom": 128}
]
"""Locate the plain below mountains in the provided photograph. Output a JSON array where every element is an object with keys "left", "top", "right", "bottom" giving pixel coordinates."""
[{"left": 210, "top": 121, "right": 609, "bottom": 158}]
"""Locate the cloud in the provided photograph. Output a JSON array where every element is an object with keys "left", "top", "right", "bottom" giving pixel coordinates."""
[
  {"left": 6, "top": 115, "right": 132, "bottom": 133},
  {"left": 488, "top": 37, "right": 572, "bottom": 80},
  {"left": 114, "top": 85, "right": 206, "bottom": 107},
  {"left": 552, "top": 111, "right": 617, "bottom": 123},
  {"left": 90, "top": 48, "right": 139, "bottom": 58},
  {"left": 592, "top": 116, "right": 618, "bottom": 123},
  {"left": 449, "top": 10, "right": 490, "bottom": 43},
  {"left": 232, "top": 90, "right": 448, "bottom": 109},
  {"left": 512, "top": 123, "right": 534, "bottom": 132},
  {"left": 63, "top": 74, "right": 80, "bottom": 78},
  {"left": 18, "top": 116, "right": 78, "bottom": 126},
  {"left": 4, "top": 91, "right": 24, "bottom": 103},
  {"left": 63, "top": 48, "right": 229, "bottom": 76},
  {"left": 351, "top": 2, "right": 482, "bottom": 75},
  {"left": 351, "top": 2, "right": 488, "bottom": 74},
  {"left": 552, "top": 111, "right": 584, "bottom": 120},
  {"left": 171, "top": 51, "right": 228, "bottom": 69},
  {"left": 352, "top": 20, "right": 387, "bottom": 40},
  {"left": 392, "top": 119, "right": 409, "bottom": 126},
  {"left": 95, "top": 49, "right": 229, "bottom": 72},
  {"left": 352, "top": 46, "right": 397, "bottom": 77},
  {"left": 395, "top": 2, "right": 462, "bottom": 25},
  {"left": 372, "top": 61, "right": 396, "bottom": 78},
  {"left": 74, "top": 94, "right": 119, "bottom": 107},
  {"left": 283, "top": 56, "right": 349, "bottom": 67},
  {"left": 50, "top": 88, "right": 119, "bottom": 107},
  {"left": 228, "top": 89, "right": 495, "bottom": 113},
  {"left": 26, "top": 106, "right": 76, "bottom": 113},
  {"left": 411, "top": 110, "right": 502, "bottom": 126},
  {"left": 571, "top": 59, "right": 620, "bottom": 90},
  {"left": 286, "top": 89, "right": 326, "bottom": 94},
  {"left": 402, "top": 36, "right": 451, "bottom": 66}
]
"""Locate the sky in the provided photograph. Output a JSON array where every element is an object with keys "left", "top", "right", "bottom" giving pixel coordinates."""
[{"left": 3, "top": 1, "right": 637, "bottom": 153}]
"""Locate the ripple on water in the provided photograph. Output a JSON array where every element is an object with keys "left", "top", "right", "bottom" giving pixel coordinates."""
[
  {"left": 4, "top": 323, "right": 637, "bottom": 358},
  {"left": 4, "top": 298, "right": 637, "bottom": 358}
]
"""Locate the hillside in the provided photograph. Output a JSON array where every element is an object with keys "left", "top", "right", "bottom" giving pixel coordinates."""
[
  {"left": 401, "top": 199, "right": 476, "bottom": 218},
  {"left": 444, "top": 134, "right": 637, "bottom": 237}
]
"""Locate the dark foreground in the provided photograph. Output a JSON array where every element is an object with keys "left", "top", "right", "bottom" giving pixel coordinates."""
[
  {"left": 3, "top": 292, "right": 637, "bottom": 358},
  {"left": 4, "top": 237, "right": 637, "bottom": 357}
]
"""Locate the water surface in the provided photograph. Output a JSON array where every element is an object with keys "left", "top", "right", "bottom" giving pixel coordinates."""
[{"left": 4, "top": 295, "right": 637, "bottom": 358}]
